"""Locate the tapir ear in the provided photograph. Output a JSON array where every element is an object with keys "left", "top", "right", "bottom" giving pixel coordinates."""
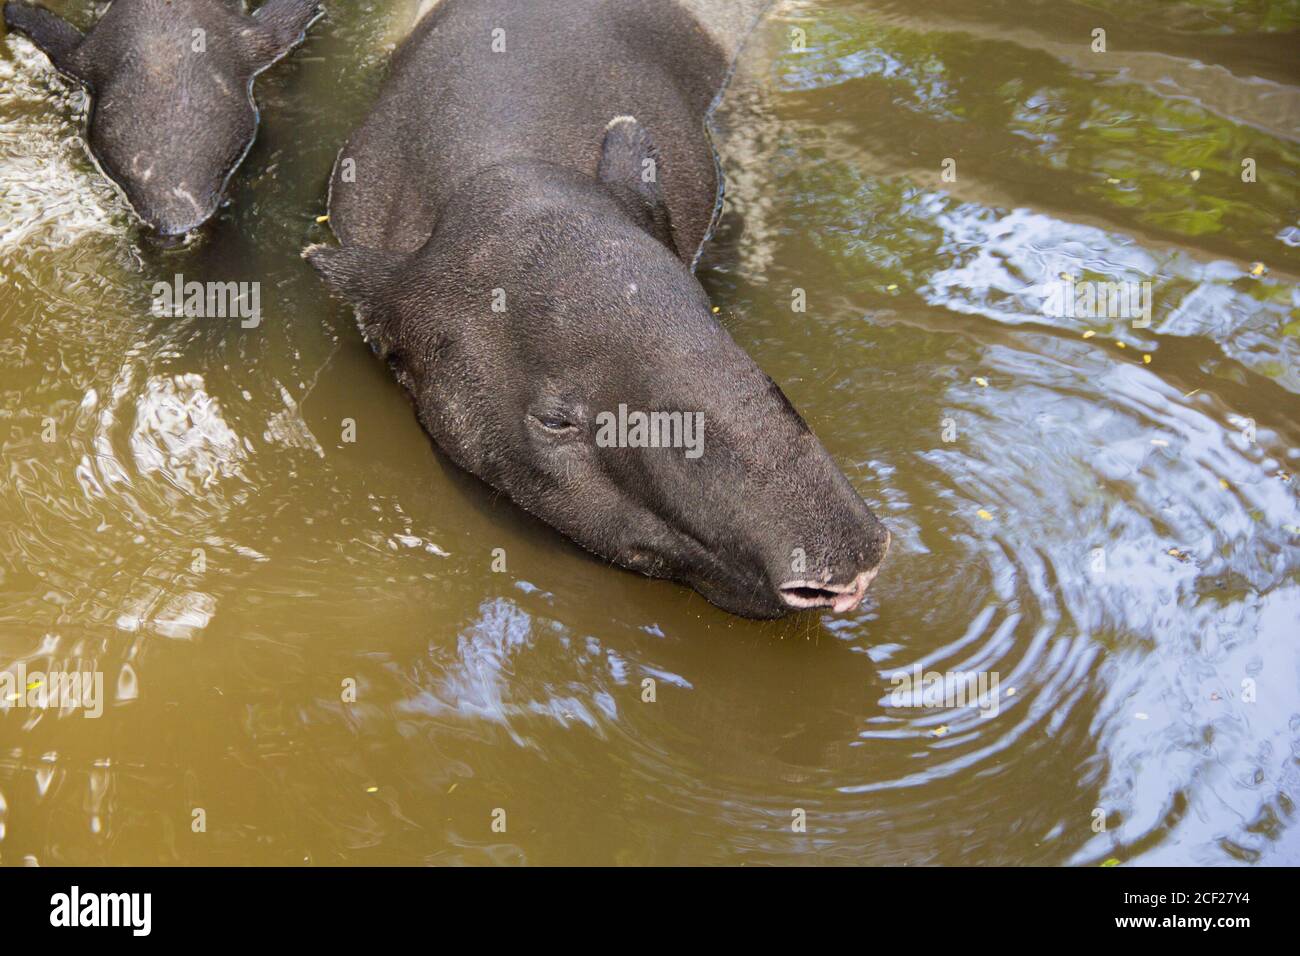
[
  {"left": 303, "top": 243, "right": 403, "bottom": 306},
  {"left": 3, "top": 1, "right": 89, "bottom": 82},
  {"left": 598, "top": 115, "right": 678, "bottom": 255},
  {"left": 243, "top": 0, "right": 323, "bottom": 69}
]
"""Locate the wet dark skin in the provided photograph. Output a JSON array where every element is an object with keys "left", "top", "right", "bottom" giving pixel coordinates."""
[{"left": 307, "top": 0, "right": 890, "bottom": 618}]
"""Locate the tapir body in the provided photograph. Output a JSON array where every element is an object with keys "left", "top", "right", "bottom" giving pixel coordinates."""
[
  {"left": 327, "top": 0, "right": 755, "bottom": 260},
  {"left": 308, "top": 0, "right": 891, "bottom": 618},
  {"left": 3, "top": 0, "right": 323, "bottom": 236}
]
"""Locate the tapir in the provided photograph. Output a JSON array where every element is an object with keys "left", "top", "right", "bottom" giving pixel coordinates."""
[
  {"left": 306, "top": 0, "right": 891, "bottom": 618},
  {"left": 3, "top": 0, "right": 323, "bottom": 236}
]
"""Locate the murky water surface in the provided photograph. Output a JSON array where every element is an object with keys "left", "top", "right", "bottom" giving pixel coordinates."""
[{"left": 1, "top": 0, "right": 1297, "bottom": 865}]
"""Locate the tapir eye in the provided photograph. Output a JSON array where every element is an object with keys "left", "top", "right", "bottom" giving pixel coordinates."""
[{"left": 528, "top": 413, "right": 580, "bottom": 435}]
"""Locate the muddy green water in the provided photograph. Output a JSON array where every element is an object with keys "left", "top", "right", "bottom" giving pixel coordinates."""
[{"left": 1, "top": 0, "right": 1298, "bottom": 865}]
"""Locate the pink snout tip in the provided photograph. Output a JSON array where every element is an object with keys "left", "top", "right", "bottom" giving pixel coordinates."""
[{"left": 776, "top": 531, "right": 890, "bottom": 614}]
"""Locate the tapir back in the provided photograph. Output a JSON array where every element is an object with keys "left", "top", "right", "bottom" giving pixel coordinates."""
[{"left": 329, "top": 0, "right": 770, "bottom": 260}]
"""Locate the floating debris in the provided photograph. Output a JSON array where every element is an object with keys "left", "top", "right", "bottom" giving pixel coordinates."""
[{"left": 1167, "top": 548, "right": 1191, "bottom": 563}]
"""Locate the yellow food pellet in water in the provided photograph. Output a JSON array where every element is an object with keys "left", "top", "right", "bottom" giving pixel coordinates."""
[
  {"left": 1219, "top": 478, "right": 1230, "bottom": 490},
  {"left": 977, "top": 509, "right": 993, "bottom": 521},
  {"left": 710, "top": 305, "right": 720, "bottom": 314},
  {"left": 1082, "top": 330, "right": 1096, "bottom": 339},
  {"left": 1142, "top": 354, "right": 1151, "bottom": 364},
  {"left": 1116, "top": 341, "right": 1126, "bottom": 349},
  {"left": 886, "top": 284, "right": 898, "bottom": 291},
  {"left": 1106, "top": 178, "right": 1121, "bottom": 185},
  {"left": 365, "top": 786, "right": 379, "bottom": 793},
  {"left": 1190, "top": 169, "right": 1200, "bottom": 181},
  {"left": 931, "top": 725, "right": 950, "bottom": 738},
  {"left": 1249, "top": 262, "right": 1266, "bottom": 277},
  {"left": 315, "top": 214, "right": 329, "bottom": 223},
  {"left": 974, "top": 377, "right": 989, "bottom": 387}
]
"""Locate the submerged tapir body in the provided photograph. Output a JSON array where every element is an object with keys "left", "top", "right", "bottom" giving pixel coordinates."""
[
  {"left": 307, "top": 0, "right": 890, "bottom": 618},
  {"left": 3, "top": 0, "right": 322, "bottom": 236}
]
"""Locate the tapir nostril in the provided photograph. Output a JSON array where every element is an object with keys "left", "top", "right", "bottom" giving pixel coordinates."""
[
  {"left": 778, "top": 565, "right": 882, "bottom": 614},
  {"left": 777, "top": 526, "right": 890, "bottom": 614},
  {"left": 147, "top": 225, "right": 194, "bottom": 247}
]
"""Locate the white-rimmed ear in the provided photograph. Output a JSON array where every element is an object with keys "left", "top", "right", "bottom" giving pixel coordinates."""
[
  {"left": 598, "top": 115, "right": 677, "bottom": 254},
  {"left": 3, "top": 1, "right": 89, "bottom": 82},
  {"left": 244, "top": 0, "right": 323, "bottom": 70}
]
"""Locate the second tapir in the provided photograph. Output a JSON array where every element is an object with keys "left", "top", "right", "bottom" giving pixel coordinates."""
[
  {"left": 4, "top": 0, "right": 323, "bottom": 237},
  {"left": 306, "top": 0, "right": 891, "bottom": 619}
]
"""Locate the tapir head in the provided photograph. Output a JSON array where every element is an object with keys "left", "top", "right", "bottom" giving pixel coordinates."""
[
  {"left": 3, "top": 0, "right": 323, "bottom": 237},
  {"left": 307, "top": 119, "right": 890, "bottom": 618}
]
